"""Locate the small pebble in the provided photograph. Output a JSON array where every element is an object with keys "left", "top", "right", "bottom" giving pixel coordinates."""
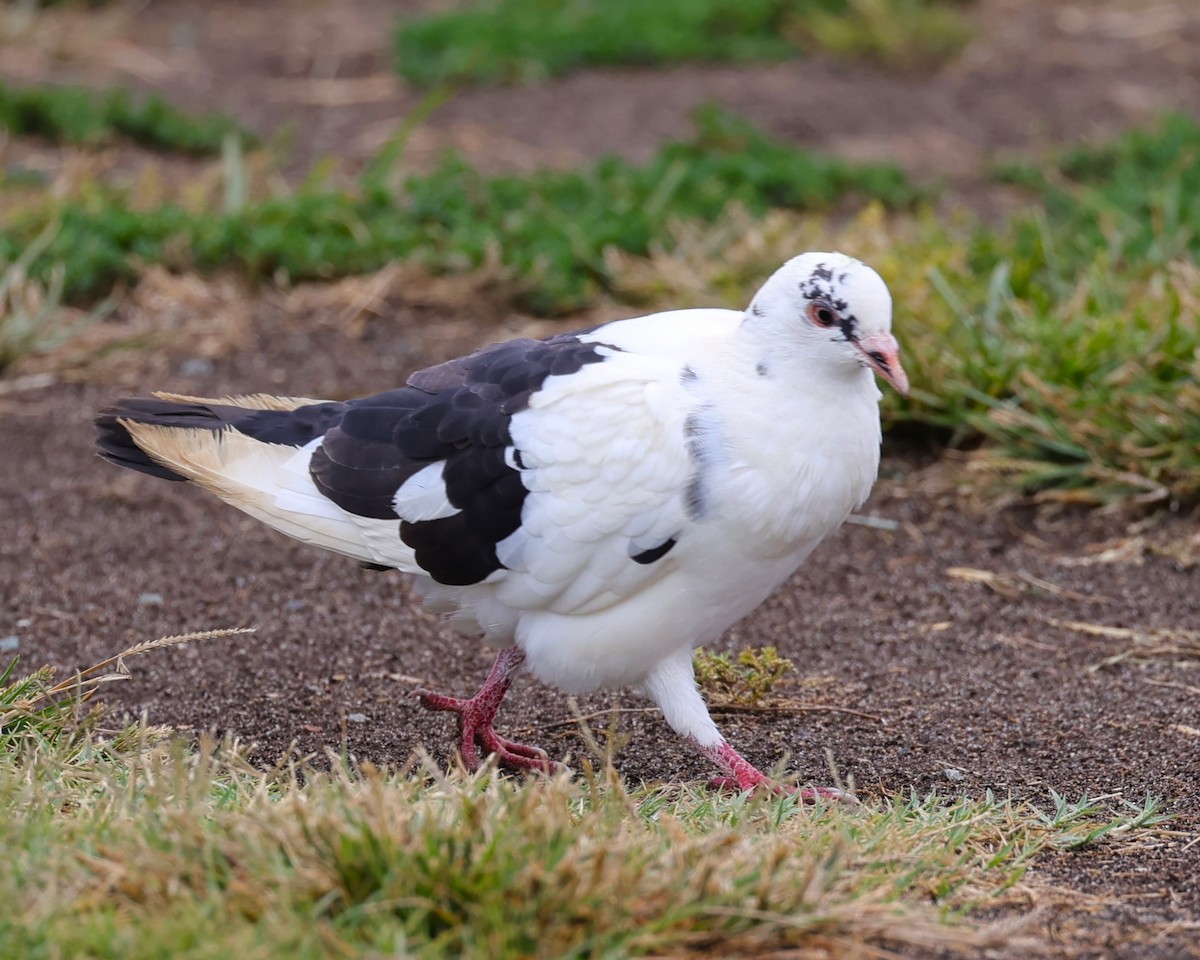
[
  {"left": 180, "top": 357, "right": 214, "bottom": 377},
  {"left": 137, "top": 592, "right": 165, "bottom": 607},
  {"left": 347, "top": 713, "right": 367, "bottom": 724},
  {"left": 0, "top": 635, "right": 19, "bottom": 653},
  {"left": 943, "top": 768, "right": 964, "bottom": 781},
  {"left": 284, "top": 599, "right": 306, "bottom": 611}
]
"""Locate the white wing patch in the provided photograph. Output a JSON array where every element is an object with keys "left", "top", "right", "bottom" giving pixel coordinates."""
[
  {"left": 495, "top": 355, "right": 695, "bottom": 616},
  {"left": 393, "top": 461, "right": 459, "bottom": 522}
]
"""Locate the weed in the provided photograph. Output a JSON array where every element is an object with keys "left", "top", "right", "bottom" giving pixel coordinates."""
[
  {"left": 792, "top": 0, "right": 974, "bottom": 71},
  {"left": 394, "top": 0, "right": 974, "bottom": 87},
  {"left": 694, "top": 645, "right": 795, "bottom": 706},
  {"left": 0, "top": 80, "right": 255, "bottom": 155}
]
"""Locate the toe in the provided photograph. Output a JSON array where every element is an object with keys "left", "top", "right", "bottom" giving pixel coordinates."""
[
  {"left": 415, "top": 689, "right": 465, "bottom": 712},
  {"left": 796, "top": 785, "right": 860, "bottom": 806}
]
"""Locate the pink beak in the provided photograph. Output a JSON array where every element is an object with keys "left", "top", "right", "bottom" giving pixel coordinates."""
[{"left": 855, "top": 333, "right": 909, "bottom": 397}]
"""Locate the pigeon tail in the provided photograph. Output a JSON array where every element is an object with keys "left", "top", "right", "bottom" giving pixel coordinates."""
[{"left": 95, "top": 393, "right": 338, "bottom": 482}]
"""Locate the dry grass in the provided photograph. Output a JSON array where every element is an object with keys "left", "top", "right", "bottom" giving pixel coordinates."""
[
  {"left": 0, "top": 627, "right": 251, "bottom": 746},
  {"left": 1038, "top": 615, "right": 1200, "bottom": 670},
  {"left": 789, "top": 0, "right": 974, "bottom": 71},
  {"left": 0, "top": 219, "right": 107, "bottom": 372},
  {"left": 0, "top": 642, "right": 1173, "bottom": 959}
]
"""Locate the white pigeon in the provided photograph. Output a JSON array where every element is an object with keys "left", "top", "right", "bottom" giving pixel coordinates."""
[{"left": 96, "top": 251, "right": 908, "bottom": 799}]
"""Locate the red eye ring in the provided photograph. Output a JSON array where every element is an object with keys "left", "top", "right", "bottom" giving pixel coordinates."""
[{"left": 808, "top": 301, "right": 838, "bottom": 328}]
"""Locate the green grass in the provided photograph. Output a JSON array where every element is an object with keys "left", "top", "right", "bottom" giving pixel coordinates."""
[
  {"left": 0, "top": 105, "right": 919, "bottom": 313},
  {"left": 956, "top": 113, "right": 1200, "bottom": 503},
  {"left": 396, "top": 0, "right": 806, "bottom": 87},
  {"left": 0, "top": 653, "right": 1171, "bottom": 959},
  {"left": 394, "top": 0, "right": 973, "bottom": 87},
  {"left": 994, "top": 111, "right": 1200, "bottom": 285},
  {"left": 0, "top": 80, "right": 255, "bottom": 155}
]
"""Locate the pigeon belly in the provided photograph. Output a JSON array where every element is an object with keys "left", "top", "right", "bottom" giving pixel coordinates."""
[{"left": 512, "top": 533, "right": 818, "bottom": 694}]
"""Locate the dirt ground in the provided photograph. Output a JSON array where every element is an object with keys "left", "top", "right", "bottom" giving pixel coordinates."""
[{"left": 2, "top": 1, "right": 1199, "bottom": 956}]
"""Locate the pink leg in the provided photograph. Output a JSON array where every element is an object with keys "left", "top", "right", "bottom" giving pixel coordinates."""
[
  {"left": 414, "top": 646, "right": 557, "bottom": 774},
  {"left": 696, "top": 739, "right": 858, "bottom": 805}
]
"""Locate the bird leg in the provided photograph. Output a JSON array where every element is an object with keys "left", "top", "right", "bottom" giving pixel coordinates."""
[
  {"left": 642, "top": 649, "right": 857, "bottom": 804},
  {"left": 414, "top": 645, "right": 557, "bottom": 774},
  {"left": 697, "top": 739, "right": 857, "bottom": 805}
]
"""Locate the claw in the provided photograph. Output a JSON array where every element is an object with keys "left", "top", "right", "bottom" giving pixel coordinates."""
[
  {"left": 707, "top": 776, "right": 859, "bottom": 805},
  {"left": 699, "top": 740, "right": 858, "bottom": 804}
]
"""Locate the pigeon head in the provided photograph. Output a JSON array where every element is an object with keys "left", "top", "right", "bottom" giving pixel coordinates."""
[{"left": 744, "top": 252, "right": 909, "bottom": 396}]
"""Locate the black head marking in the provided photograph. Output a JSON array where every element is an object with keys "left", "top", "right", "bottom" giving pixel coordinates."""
[
  {"left": 755, "top": 361, "right": 769, "bottom": 377},
  {"left": 799, "top": 269, "right": 861, "bottom": 344},
  {"left": 837, "top": 312, "right": 859, "bottom": 344},
  {"left": 749, "top": 301, "right": 766, "bottom": 318},
  {"left": 680, "top": 364, "right": 698, "bottom": 385},
  {"left": 798, "top": 273, "right": 833, "bottom": 304}
]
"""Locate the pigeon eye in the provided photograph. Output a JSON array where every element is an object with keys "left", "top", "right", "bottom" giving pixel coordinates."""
[{"left": 808, "top": 302, "right": 838, "bottom": 328}]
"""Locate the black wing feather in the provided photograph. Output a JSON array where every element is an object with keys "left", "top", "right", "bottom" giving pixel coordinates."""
[{"left": 312, "top": 333, "right": 614, "bottom": 584}]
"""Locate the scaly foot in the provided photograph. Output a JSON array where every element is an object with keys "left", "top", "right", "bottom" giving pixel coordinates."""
[
  {"left": 414, "top": 646, "right": 557, "bottom": 774},
  {"left": 416, "top": 687, "right": 557, "bottom": 773}
]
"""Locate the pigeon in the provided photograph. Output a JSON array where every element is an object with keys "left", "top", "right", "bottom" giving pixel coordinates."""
[{"left": 96, "top": 251, "right": 908, "bottom": 800}]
